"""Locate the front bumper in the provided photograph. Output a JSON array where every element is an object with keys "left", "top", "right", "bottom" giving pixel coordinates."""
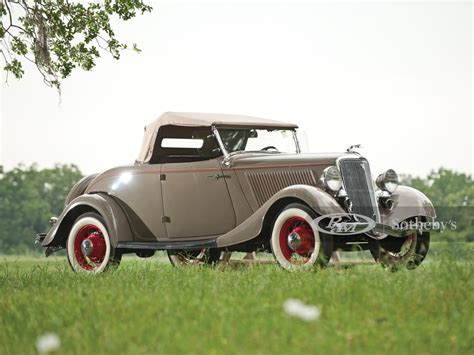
[
  {"left": 329, "top": 221, "right": 429, "bottom": 239},
  {"left": 35, "top": 233, "right": 46, "bottom": 244},
  {"left": 373, "top": 223, "right": 425, "bottom": 238}
]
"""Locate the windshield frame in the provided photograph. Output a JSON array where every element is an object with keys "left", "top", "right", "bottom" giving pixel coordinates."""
[{"left": 212, "top": 126, "right": 301, "bottom": 166}]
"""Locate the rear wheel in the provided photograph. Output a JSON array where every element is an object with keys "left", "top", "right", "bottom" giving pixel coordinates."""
[
  {"left": 167, "top": 248, "right": 221, "bottom": 266},
  {"left": 66, "top": 212, "right": 121, "bottom": 273},
  {"left": 270, "top": 203, "right": 333, "bottom": 271}
]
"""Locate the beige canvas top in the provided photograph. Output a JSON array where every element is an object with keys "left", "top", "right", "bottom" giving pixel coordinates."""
[{"left": 136, "top": 112, "right": 298, "bottom": 164}]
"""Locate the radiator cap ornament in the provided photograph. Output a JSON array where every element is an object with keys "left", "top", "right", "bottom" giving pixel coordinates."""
[{"left": 346, "top": 144, "right": 362, "bottom": 154}]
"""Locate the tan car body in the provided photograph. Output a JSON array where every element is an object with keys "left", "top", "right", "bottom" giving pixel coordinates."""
[{"left": 40, "top": 112, "right": 435, "bottom": 254}]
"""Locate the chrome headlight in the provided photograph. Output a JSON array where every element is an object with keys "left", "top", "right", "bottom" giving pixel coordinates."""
[
  {"left": 321, "top": 166, "right": 342, "bottom": 192},
  {"left": 376, "top": 169, "right": 399, "bottom": 193}
]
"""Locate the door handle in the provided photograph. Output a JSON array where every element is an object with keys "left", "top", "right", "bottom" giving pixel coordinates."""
[{"left": 208, "top": 174, "right": 231, "bottom": 180}]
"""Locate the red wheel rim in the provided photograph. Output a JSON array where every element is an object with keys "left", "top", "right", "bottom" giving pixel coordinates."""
[
  {"left": 278, "top": 216, "right": 315, "bottom": 263},
  {"left": 399, "top": 233, "right": 415, "bottom": 256},
  {"left": 387, "top": 232, "right": 416, "bottom": 258},
  {"left": 73, "top": 224, "right": 107, "bottom": 271}
]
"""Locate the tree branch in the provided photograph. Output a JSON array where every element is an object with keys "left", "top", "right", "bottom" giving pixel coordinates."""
[
  {"left": 4, "top": 0, "right": 14, "bottom": 28},
  {"left": 0, "top": 49, "right": 10, "bottom": 84},
  {"left": 1, "top": 0, "right": 153, "bottom": 91}
]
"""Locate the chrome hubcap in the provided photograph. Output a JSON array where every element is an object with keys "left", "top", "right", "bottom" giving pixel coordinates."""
[
  {"left": 287, "top": 232, "right": 301, "bottom": 251},
  {"left": 81, "top": 239, "right": 94, "bottom": 256}
]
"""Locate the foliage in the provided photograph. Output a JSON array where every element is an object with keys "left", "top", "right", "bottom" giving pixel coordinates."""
[
  {"left": 402, "top": 168, "right": 473, "bottom": 208},
  {"left": 401, "top": 168, "right": 474, "bottom": 242},
  {"left": 0, "top": 164, "right": 83, "bottom": 254},
  {"left": 0, "top": 255, "right": 473, "bottom": 354},
  {"left": 0, "top": 0, "right": 152, "bottom": 89}
]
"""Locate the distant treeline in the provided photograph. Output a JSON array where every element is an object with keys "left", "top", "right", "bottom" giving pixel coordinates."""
[
  {"left": 0, "top": 164, "right": 83, "bottom": 254},
  {"left": 401, "top": 170, "right": 473, "bottom": 243},
  {"left": 0, "top": 165, "right": 472, "bottom": 254}
]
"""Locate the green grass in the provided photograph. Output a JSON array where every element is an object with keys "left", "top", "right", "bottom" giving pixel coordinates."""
[{"left": 0, "top": 246, "right": 473, "bottom": 354}]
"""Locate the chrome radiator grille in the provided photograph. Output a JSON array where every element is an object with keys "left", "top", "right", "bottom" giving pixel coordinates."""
[
  {"left": 246, "top": 170, "right": 317, "bottom": 206},
  {"left": 338, "top": 158, "right": 379, "bottom": 221}
]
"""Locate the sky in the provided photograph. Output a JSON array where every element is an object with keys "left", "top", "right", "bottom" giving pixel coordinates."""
[{"left": 1, "top": 0, "right": 472, "bottom": 177}]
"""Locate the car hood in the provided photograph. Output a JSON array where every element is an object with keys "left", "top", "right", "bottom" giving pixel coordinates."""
[
  {"left": 228, "top": 152, "right": 348, "bottom": 210},
  {"left": 229, "top": 152, "right": 346, "bottom": 169}
]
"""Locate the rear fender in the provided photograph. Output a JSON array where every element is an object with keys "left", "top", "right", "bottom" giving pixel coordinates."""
[
  {"left": 216, "top": 184, "right": 344, "bottom": 247},
  {"left": 42, "top": 193, "right": 133, "bottom": 248},
  {"left": 64, "top": 174, "right": 98, "bottom": 207}
]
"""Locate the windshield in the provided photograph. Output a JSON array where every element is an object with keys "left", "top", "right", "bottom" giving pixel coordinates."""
[{"left": 218, "top": 128, "right": 298, "bottom": 155}]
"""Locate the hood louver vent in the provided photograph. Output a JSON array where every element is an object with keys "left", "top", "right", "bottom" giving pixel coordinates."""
[{"left": 246, "top": 170, "right": 317, "bottom": 206}]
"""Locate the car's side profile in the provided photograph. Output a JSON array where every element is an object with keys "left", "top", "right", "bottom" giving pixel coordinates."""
[{"left": 36, "top": 112, "right": 436, "bottom": 272}]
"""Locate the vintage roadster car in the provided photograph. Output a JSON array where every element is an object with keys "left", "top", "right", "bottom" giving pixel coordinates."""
[{"left": 36, "top": 112, "right": 435, "bottom": 273}]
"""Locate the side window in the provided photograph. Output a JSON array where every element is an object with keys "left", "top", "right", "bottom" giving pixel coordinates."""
[
  {"left": 161, "top": 138, "right": 204, "bottom": 149},
  {"left": 150, "top": 125, "right": 221, "bottom": 164}
]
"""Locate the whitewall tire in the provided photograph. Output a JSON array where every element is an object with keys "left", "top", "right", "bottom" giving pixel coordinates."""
[
  {"left": 66, "top": 212, "right": 120, "bottom": 273},
  {"left": 270, "top": 203, "right": 332, "bottom": 271}
]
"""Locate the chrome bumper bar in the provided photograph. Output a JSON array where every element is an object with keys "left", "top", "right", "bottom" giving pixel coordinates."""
[
  {"left": 35, "top": 233, "right": 46, "bottom": 244},
  {"left": 329, "top": 222, "right": 427, "bottom": 238},
  {"left": 373, "top": 223, "right": 424, "bottom": 238}
]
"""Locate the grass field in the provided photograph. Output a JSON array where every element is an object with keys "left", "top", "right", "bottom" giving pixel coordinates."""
[{"left": 1, "top": 244, "right": 473, "bottom": 354}]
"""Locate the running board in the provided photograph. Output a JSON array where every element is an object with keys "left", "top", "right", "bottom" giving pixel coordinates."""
[{"left": 116, "top": 239, "right": 217, "bottom": 251}]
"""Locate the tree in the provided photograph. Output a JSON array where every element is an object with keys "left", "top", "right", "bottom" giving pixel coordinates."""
[
  {"left": 402, "top": 168, "right": 474, "bottom": 242},
  {"left": 0, "top": 164, "right": 83, "bottom": 254},
  {"left": 0, "top": 0, "right": 152, "bottom": 90}
]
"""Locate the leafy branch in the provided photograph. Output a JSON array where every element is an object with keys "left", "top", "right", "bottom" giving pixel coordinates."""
[{"left": 0, "top": 0, "right": 152, "bottom": 90}]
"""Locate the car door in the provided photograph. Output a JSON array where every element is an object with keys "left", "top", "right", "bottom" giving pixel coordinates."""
[
  {"left": 153, "top": 125, "right": 236, "bottom": 239},
  {"left": 161, "top": 158, "right": 235, "bottom": 238}
]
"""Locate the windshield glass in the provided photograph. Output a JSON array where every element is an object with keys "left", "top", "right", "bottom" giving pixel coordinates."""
[{"left": 218, "top": 128, "right": 298, "bottom": 154}]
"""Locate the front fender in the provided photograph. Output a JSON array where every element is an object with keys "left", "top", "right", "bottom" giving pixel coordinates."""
[
  {"left": 216, "top": 184, "right": 344, "bottom": 247},
  {"left": 42, "top": 193, "right": 133, "bottom": 248},
  {"left": 380, "top": 186, "right": 436, "bottom": 226}
]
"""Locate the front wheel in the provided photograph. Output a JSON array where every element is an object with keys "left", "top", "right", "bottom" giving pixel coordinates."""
[
  {"left": 270, "top": 203, "right": 333, "bottom": 271},
  {"left": 66, "top": 212, "right": 121, "bottom": 273},
  {"left": 375, "top": 231, "right": 430, "bottom": 271}
]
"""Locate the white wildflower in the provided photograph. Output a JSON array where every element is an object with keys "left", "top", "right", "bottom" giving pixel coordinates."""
[
  {"left": 283, "top": 298, "right": 321, "bottom": 321},
  {"left": 36, "top": 333, "right": 60, "bottom": 354}
]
